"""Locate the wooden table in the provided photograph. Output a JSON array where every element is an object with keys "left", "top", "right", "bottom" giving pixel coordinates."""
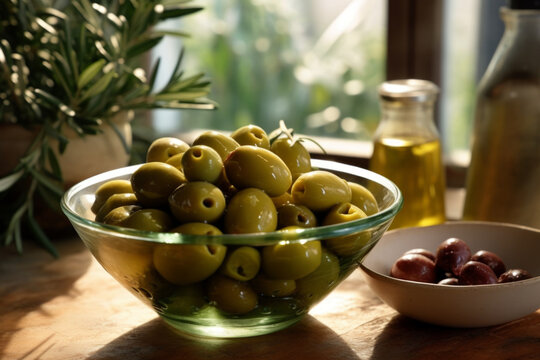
[{"left": 1, "top": 237, "right": 539, "bottom": 360}]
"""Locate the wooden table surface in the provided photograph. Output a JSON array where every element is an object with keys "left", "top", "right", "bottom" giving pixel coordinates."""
[{"left": 1, "top": 237, "right": 539, "bottom": 360}]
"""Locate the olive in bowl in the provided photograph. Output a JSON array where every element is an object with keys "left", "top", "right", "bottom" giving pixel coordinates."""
[
  {"left": 359, "top": 221, "right": 540, "bottom": 328},
  {"left": 62, "top": 158, "right": 402, "bottom": 338}
]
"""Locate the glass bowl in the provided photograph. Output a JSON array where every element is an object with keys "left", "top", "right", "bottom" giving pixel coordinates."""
[{"left": 62, "top": 159, "right": 402, "bottom": 338}]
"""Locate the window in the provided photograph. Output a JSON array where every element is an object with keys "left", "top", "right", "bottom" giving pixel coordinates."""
[
  {"left": 149, "top": 0, "right": 508, "bottom": 179},
  {"left": 150, "top": 0, "right": 386, "bottom": 141}
]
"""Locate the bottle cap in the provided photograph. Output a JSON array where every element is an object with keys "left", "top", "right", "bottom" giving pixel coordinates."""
[
  {"left": 378, "top": 79, "right": 439, "bottom": 103},
  {"left": 507, "top": 0, "right": 540, "bottom": 9}
]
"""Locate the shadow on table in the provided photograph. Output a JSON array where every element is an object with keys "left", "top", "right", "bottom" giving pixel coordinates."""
[
  {"left": 370, "top": 312, "right": 540, "bottom": 360},
  {"left": 88, "top": 314, "right": 361, "bottom": 360},
  {"left": 0, "top": 238, "right": 93, "bottom": 355}
]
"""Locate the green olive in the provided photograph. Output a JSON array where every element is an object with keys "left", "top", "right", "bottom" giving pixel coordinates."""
[
  {"left": 121, "top": 208, "right": 175, "bottom": 232},
  {"left": 270, "top": 137, "right": 312, "bottom": 181},
  {"left": 224, "top": 188, "right": 277, "bottom": 234},
  {"left": 206, "top": 274, "right": 258, "bottom": 315},
  {"left": 192, "top": 130, "right": 240, "bottom": 161},
  {"left": 220, "top": 246, "right": 261, "bottom": 281},
  {"left": 291, "top": 170, "right": 352, "bottom": 212},
  {"left": 277, "top": 203, "right": 318, "bottom": 229},
  {"left": 153, "top": 243, "right": 227, "bottom": 285},
  {"left": 262, "top": 231, "right": 322, "bottom": 280},
  {"left": 295, "top": 248, "right": 340, "bottom": 304},
  {"left": 161, "top": 284, "right": 208, "bottom": 315},
  {"left": 271, "top": 191, "right": 293, "bottom": 208},
  {"left": 165, "top": 152, "right": 184, "bottom": 172},
  {"left": 181, "top": 145, "right": 223, "bottom": 183},
  {"left": 168, "top": 181, "right": 226, "bottom": 224},
  {"left": 230, "top": 124, "right": 270, "bottom": 149},
  {"left": 92, "top": 179, "right": 133, "bottom": 214},
  {"left": 322, "top": 203, "right": 370, "bottom": 256},
  {"left": 131, "top": 162, "right": 186, "bottom": 208},
  {"left": 170, "top": 222, "right": 223, "bottom": 236},
  {"left": 224, "top": 145, "right": 292, "bottom": 197},
  {"left": 348, "top": 182, "right": 379, "bottom": 216},
  {"left": 102, "top": 205, "right": 142, "bottom": 226},
  {"left": 251, "top": 273, "right": 296, "bottom": 297},
  {"left": 95, "top": 192, "right": 139, "bottom": 222},
  {"left": 146, "top": 137, "right": 189, "bottom": 163}
]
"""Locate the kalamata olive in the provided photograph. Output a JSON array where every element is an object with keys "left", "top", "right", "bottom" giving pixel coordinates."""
[
  {"left": 458, "top": 261, "right": 498, "bottom": 285},
  {"left": 251, "top": 274, "right": 296, "bottom": 297},
  {"left": 270, "top": 137, "right": 312, "bottom": 181},
  {"left": 220, "top": 246, "right": 261, "bottom": 281},
  {"left": 230, "top": 124, "right": 270, "bottom": 149},
  {"left": 294, "top": 248, "right": 340, "bottom": 304},
  {"left": 322, "top": 203, "right": 370, "bottom": 256},
  {"left": 92, "top": 179, "right": 133, "bottom": 214},
  {"left": 146, "top": 137, "right": 189, "bottom": 163},
  {"left": 291, "top": 170, "right": 352, "bottom": 212},
  {"left": 498, "top": 269, "right": 533, "bottom": 283},
  {"left": 121, "top": 208, "right": 175, "bottom": 232},
  {"left": 224, "top": 145, "right": 292, "bottom": 197},
  {"left": 181, "top": 145, "right": 224, "bottom": 184},
  {"left": 168, "top": 181, "right": 226, "bottom": 224},
  {"left": 348, "top": 182, "right": 379, "bottom": 216},
  {"left": 95, "top": 193, "right": 139, "bottom": 222},
  {"left": 404, "top": 248, "right": 436, "bottom": 262},
  {"left": 277, "top": 203, "right": 318, "bottom": 229},
  {"left": 435, "top": 237, "right": 471, "bottom": 276},
  {"left": 153, "top": 243, "right": 227, "bottom": 285},
  {"left": 438, "top": 277, "right": 459, "bottom": 285},
  {"left": 192, "top": 130, "right": 240, "bottom": 161},
  {"left": 471, "top": 250, "right": 506, "bottom": 277},
  {"left": 206, "top": 274, "right": 258, "bottom": 315},
  {"left": 261, "top": 234, "right": 322, "bottom": 280},
  {"left": 131, "top": 162, "right": 186, "bottom": 208},
  {"left": 390, "top": 253, "right": 437, "bottom": 283},
  {"left": 224, "top": 188, "right": 277, "bottom": 234}
]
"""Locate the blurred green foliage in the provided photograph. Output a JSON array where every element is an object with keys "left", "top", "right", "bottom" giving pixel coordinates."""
[{"left": 153, "top": 0, "right": 386, "bottom": 140}]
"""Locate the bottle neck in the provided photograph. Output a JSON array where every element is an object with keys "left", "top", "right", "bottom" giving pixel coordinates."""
[{"left": 374, "top": 101, "right": 439, "bottom": 141}]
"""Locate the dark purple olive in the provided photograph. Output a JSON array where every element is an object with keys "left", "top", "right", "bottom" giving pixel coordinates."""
[
  {"left": 471, "top": 250, "right": 506, "bottom": 277},
  {"left": 404, "top": 248, "right": 436, "bottom": 262},
  {"left": 435, "top": 237, "right": 471, "bottom": 276},
  {"left": 498, "top": 269, "right": 533, "bottom": 283},
  {"left": 438, "top": 277, "right": 459, "bottom": 285},
  {"left": 390, "top": 253, "right": 437, "bottom": 283},
  {"left": 458, "top": 261, "right": 498, "bottom": 285}
]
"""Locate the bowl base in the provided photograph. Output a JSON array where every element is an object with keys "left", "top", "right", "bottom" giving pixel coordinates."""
[{"left": 160, "top": 314, "right": 302, "bottom": 338}]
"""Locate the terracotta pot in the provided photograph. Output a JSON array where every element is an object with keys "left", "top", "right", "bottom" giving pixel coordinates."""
[
  {"left": 0, "top": 112, "right": 133, "bottom": 186},
  {"left": 0, "top": 112, "right": 133, "bottom": 236}
]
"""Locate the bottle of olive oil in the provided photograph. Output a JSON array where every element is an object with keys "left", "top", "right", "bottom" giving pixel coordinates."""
[
  {"left": 370, "top": 80, "right": 446, "bottom": 229},
  {"left": 463, "top": 1, "right": 540, "bottom": 229}
]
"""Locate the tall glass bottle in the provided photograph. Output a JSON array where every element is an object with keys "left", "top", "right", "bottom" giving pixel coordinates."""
[
  {"left": 370, "top": 79, "right": 446, "bottom": 229},
  {"left": 463, "top": 0, "right": 540, "bottom": 229}
]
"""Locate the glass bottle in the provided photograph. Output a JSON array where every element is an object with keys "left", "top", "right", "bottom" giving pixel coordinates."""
[
  {"left": 463, "top": 1, "right": 540, "bottom": 229},
  {"left": 370, "top": 79, "right": 446, "bottom": 229}
]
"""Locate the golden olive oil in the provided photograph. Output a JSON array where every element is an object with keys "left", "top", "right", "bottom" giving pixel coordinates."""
[{"left": 370, "top": 136, "right": 446, "bottom": 229}]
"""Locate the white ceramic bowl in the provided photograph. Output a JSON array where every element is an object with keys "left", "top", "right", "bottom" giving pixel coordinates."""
[{"left": 359, "top": 221, "right": 540, "bottom": 328}]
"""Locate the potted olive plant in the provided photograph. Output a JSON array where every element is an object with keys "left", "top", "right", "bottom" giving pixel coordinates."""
[{"left": 0, "top": 0, "right": 214, "bottom": 256}]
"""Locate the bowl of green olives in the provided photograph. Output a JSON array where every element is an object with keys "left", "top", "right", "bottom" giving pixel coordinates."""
[
  {"left": 359, "top": 221, "right": 540, "bottom": 328},
  {"left": 62, "top": 125, "right": 402, "bottom": 338}
]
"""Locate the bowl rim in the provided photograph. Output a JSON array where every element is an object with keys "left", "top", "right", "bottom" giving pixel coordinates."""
[
  {"left": 359, "top": 221, "right": 540, "bottom": 289},
  {"left": 61, "top": 158, "right": 403, "bottom": 246}
]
